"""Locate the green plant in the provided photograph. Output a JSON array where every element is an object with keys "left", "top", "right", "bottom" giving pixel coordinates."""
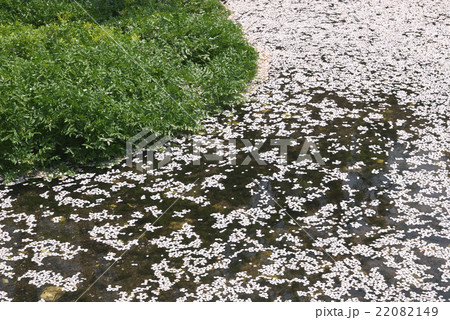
[{"left": 0, "top": 0, "right": 258, "bottom": 179}]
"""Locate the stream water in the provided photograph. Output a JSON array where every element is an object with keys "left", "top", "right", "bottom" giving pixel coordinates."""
[{"left": 0, "top": 0, "right": 449, "bottom": 301}]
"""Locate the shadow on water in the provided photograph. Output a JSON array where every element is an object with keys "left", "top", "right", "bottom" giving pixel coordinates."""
[{"left": 1, "top": 74, "right": 448, "bottom": 301}]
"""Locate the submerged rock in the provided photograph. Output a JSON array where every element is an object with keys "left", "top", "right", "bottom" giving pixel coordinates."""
[{"left": 40, "top": 286, "right": 64, "bottom": 302}]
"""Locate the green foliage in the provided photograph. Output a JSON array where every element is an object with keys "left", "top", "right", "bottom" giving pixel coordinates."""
[{"left": 0, "top": 0, "right": 258, "bottom": 178}]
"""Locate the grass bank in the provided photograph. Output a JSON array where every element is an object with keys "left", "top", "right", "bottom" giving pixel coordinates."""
[{"left": 0, "top": 0, "right": 258, "bottom": 180}]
